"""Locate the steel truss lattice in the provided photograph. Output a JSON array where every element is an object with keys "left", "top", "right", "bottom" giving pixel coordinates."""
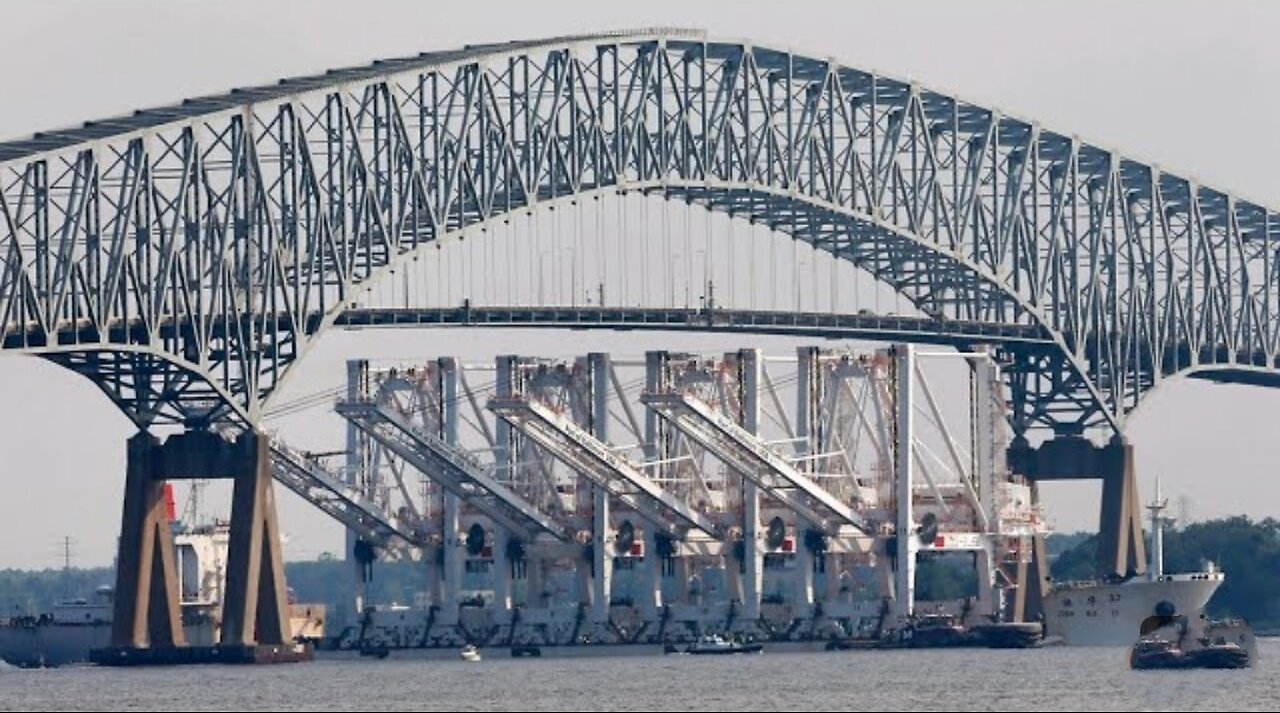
[{"left": 2, "top": 28, "right": 1276, "bottom": 435}]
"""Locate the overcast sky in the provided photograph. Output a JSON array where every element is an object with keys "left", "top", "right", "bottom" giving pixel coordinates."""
[{"left": 2, "top": 0, "right": 1279, "bottom": 569}]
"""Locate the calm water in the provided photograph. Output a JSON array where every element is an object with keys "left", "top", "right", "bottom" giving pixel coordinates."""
[{"left": 1, "top": 640, "right": 1275, "bottom": 711}]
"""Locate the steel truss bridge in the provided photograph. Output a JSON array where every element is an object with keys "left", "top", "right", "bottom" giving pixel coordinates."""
[{"left": 4, "top": 27, "right": 1279, "bottom": 439}]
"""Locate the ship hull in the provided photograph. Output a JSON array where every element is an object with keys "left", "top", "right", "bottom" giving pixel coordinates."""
[
  {"left": 0, "top": 606, "right": 323, "bottom": 669},
  {"left": 0, "top": 624, "right": 110, "bottom": 668},
  {"left": 1044, "top": 576, "right": 1222, "bottom": 647}
]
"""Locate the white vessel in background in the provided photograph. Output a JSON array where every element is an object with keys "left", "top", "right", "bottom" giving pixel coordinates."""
[
  {"left": 1043, "top": 479, "right": 1224, "bottom": 647},
  {"left": 684, "top": 634, "right": 764, "bottom": 655}
]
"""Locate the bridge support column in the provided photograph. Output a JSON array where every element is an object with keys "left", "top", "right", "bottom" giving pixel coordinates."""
[
  {"left": 1008, "top": 435, "right": 1146, "bottom": 580},
  {"left": 439, "top": 358, "right": 463, "bottom": 626},
  {"left": 672, "top": 555, "right": 691, "bottom": 605},
  {"left": 588, "top": 353, "right": 613, "bottom": 627},
  {"left": 104, "top": 429, "right": 293, "bottom": 662},
  {"left": 110, "top": 432, "right": 185, "bottom": 649},
  {"left": 427, "top": 548, "right": 443, "bottom": 609},
  {"left": 526, "top": 556, "right": 545, "bottom": 608},
  {"left": 220, "top": 433, "right": 291, "bottom": 647},
  {"left": 893, "top": 345, "right": 917, "bottom": 625},
  {"left": 796, "top": 545, "right": 816, "bottom": 611},
  {"left": 1010, "top": 533, "right": 1050, "bottom": 623},
  {"left": 641, "top": 352, "right": 665, "bottom": 626},
  {"left": 1098, "top": 443, "right": 1146, "bottom": 579},
  {"left": 738, "top": 349, "right": 764, "bottom": 624},
  {"left": 1007, "top": 526, "right": 1051, "bottom": 623}
]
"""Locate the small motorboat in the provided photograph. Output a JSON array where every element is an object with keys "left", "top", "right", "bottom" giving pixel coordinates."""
[
  {"left": 460, "top": 645, "right": 481, "bottom": 662},
  {"left": 685, "top": 634, "right": 764, "bottom": 655},
  {"left": 1130, "top": 637, "right": 1249, "bottom": 670}
]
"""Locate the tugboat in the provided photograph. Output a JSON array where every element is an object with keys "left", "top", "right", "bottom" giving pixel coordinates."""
[
  {"left": 1130, "top": 636, "right": 1250, "bottom": 670},
  {"left": 899, "top": 613, "right": 970, "bottom": 648},
  {"left": 971, "top": 621, "right": 1044, "bottom": 649},
  {"left": 460, "top": 644, "right": 481, "bottom": 662},
  {"left": 685, "top": 634, "right": 764, "bottom": 655}
]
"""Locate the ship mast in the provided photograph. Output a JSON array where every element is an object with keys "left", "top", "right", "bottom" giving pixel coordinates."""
[
  {"left": 61, "top": 535, "right": 74, "bottom": 600},
  {"left": 1145, "top": 478, "right": 1169, "bottom": 580}
]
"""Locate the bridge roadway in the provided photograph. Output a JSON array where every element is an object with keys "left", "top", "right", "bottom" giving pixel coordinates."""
[
  {"left": 333, "top": 305, "right": 1052, "bottom": 348},
  {"left": 333, "top": 307, "right": 1280, "bottom": 389},
  {"left": 12, "top": 305, "right": 1279, "bottom": 389}
]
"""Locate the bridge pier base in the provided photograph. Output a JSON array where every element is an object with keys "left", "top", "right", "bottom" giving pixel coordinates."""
[
  {"left": 110, "top": 432, "right": 185, "bottom": 649},
  {"left": 220, "top": 433, "right": 292, "bottom": 647},
  {"left": 102, "top": 429, "right": 294, "bottom": 662},
  {"left": 1008, "top": 436, "right": 1146, "bottom": 580},
  {"left": 1010, "top": 532, "right": 1051, "bottom": 624}
]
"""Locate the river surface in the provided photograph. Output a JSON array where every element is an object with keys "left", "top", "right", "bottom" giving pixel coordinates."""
[{"left": 0, "top": 639, "right": 1274, "bottom": 711}]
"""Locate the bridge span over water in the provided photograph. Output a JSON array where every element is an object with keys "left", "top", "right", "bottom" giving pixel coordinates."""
[{"left": 2, "top": 28, "right": 1274, "bottom": 654}]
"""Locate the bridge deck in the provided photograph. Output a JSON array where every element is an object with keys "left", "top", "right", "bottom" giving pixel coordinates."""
[{"left": 335, "top": 306, "right": 1051, "bottom": 348}]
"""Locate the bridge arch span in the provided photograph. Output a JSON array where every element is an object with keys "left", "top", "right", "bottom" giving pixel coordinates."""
[{"left": 2, "top": 28, "right": 1276, "bottom": 437}]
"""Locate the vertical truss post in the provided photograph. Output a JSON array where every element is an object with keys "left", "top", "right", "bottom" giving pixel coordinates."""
[
  {"left": 738, "top": 348, "right": 763, "bottom": 623},
  {"left": 588, "top": 352, "right": 613, "bottom": 626},
  {"left": 492, "top": 356, "right": 517, "bottom": 622},
  {"left": 973, "top": 349, "right": 998, "bottom": 532},
  {"left": 440, "top": 357, "right": 463, "bottom": 625},
  {"left": 641, "top": 351, "right": 666, "bottom": 621},
  {"left": 893, "top": 344, "right": 916, "bottom": 623},
  {"left": 794, "top": 347, "right": 819, "bottom": 609},
  {"left": 345, "top": 359, "right": 368, "bottom": 618}
]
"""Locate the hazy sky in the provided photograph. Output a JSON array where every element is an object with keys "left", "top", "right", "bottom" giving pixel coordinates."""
[{"left": 2, "top": 0, "right": 1279, "bottom": 569}]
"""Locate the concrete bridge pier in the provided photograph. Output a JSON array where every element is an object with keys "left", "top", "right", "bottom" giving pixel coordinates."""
[
  {"left": 220, "top": 433, "right": 292, "bottom": 648},
  {"left": 109, "top": 432, "right": 186, "bottom": 650},
  {"left": 1007, "top": 434, "right": 1147, "bottom": 620},
  {"left": 1010, "top": 533, "right": 1051, "bottom": 624},
  {"left": 98, "top": 429, "right": 297, "bottom": 665}
]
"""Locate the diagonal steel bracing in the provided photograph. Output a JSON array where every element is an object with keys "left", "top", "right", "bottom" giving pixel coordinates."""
[
  {"left": 335, "top": 398, "right": 572, "bottom": 541},
  {"left": 268, "top": 436, "right": 423, "bottom": 553},
  {"left": 3, "top": 27, "right": 1279, "bottom": 441},
  {"left": 640, "top": 390, "right": 869, "bottom": 536},
  {"left": 488, "top": 395, "right": 721, "bottom": 539}
]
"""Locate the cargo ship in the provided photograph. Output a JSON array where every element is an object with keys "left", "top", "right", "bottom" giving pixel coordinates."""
[{"left": 1043, "top": 480, "right": 1224, "bottom": 647}]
